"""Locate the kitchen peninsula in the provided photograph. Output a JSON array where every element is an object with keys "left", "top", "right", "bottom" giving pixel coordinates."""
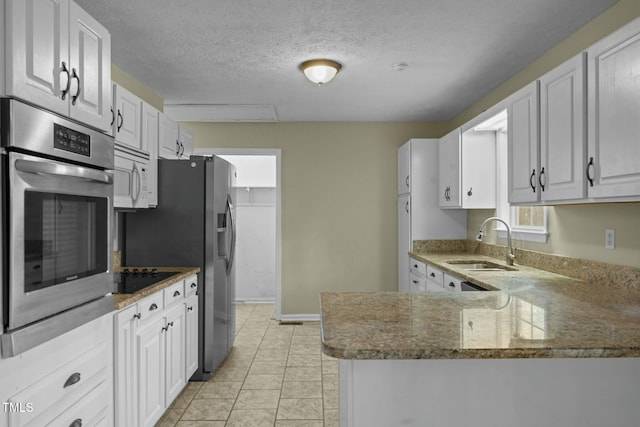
[{"left": 320, "top": 251, "right": 640, "bottom": 427}]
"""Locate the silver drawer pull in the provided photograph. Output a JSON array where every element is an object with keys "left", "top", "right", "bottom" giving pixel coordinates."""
[
  {"left": 173, "top": 290, "right": 181, "bottom": 297},
  {"left": 69, "top": 419, "right": 82, "bottom": 427},
  {"left": 63, "top": 372, "right": 81, "bottom": 388},
  {"left": 149, "top": 303, "right": 158, "bottom": 311}
]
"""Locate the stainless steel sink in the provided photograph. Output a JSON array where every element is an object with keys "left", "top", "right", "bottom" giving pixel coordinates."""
[{"left": 446, "top": 260, "right": 517, "bottom": 272}]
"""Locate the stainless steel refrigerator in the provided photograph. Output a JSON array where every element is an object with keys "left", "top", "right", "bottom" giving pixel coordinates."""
[{"left": 124, "top": 155, "right": 236, "bottom": 381}]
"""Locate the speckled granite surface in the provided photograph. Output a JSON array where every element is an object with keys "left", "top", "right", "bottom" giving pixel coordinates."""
[
  {"left": 321, "top": 243, "right": 640, "bottom": 360},
  {"left": 112, "top": 266, "right": 200, "bottom": 310}
]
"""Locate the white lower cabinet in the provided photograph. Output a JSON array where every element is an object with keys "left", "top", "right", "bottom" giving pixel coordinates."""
[
  {"left": 114, "top": 274, "right": 198, "bottom": 427},
  {"left": 408, "top": 258, "right": 461, "bottom": 293},
  {"left": 443, "top": 273, "right": 462, "bottom": 292},
  {"left": 185, "top": 294, "right": 199, "bottom": 378},
  {"left": 0, "top": 313, "right": 113, "bottom": 427}
]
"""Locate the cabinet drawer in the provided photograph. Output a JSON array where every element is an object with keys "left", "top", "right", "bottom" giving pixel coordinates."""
[
  {"left": 164, "top": 280, "right": 186, "bottom": 307},
  {"left": 409, "top": 259, "right": 427, "bottom": 277},
  {"left": 47, "top": 381, "right": 110, "bottom": 427},
  {"left": 138, "top": 292, "right": 164, "bottom": 324},
  {"left": 426, "top": 280, "right": 446, "bottom": 292},
  {"left": 426, "top": 264, "right": 444, "bottom": 284},
  {"left": 444, "top": 273, "right": 462, "bottom": 292},
  {"left": 7, "top": 343, "right": 108, "bottom": 426},
  {"left": 409, "top": 273, "right": 426, "bottom": 293},
  {"left": 184, "top": 275, "right": 198, "bottom": 298}
]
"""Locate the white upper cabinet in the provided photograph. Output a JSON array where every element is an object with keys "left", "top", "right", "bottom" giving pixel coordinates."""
[
  {"left": 5, "top": 0, "right": 111, "bottom": 133},
  {"left": 179, "top": 126, "right": 194, "bottom": 159},
  {"left": 142, "top": 103, "right": 159, "bottom": 207},
  {"left": 439, "top": 126, "right": 496, "bottom": 209},
  {"left": 397, "top": 142, "right": 411, "bottom": 195},
  {"left": 507, "top": 81, "right": 540, "bottom": 204},
  {"left": 587, "top": 17, "right": 640, "bottom": 200},
  {"left": 113, "top": 83, "right": 144, "bottom": 153},
  {"left": 68, "top": 3, "right": 111, "bottom": 132},
  {"left": 460, "top": 127, "right": 496, "bottom": 209},
  {"left": 439, "top": 128, "right": 461, "bottom": 208},
  {"left": 159, "top": 113, "right": 180, "bottom": 159},
  {"left": 539, "top": 53, "right": 587, "bottom": 202},
  {"left": 159, "top": 113, "right": 195, "bottom": 159}
]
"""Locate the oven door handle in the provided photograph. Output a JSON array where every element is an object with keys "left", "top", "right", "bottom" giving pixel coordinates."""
[{"left": 15, "top": 159, "right": 113, "bottom": 185}]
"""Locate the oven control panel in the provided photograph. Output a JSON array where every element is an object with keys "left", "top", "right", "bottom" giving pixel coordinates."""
[{"left": 54, "top": 124, "right": 90, "bottom": 157}]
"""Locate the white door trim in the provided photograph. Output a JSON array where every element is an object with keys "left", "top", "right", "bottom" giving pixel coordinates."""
[{"left": 194, "top": 148, "right": 282, "bottom": 321}]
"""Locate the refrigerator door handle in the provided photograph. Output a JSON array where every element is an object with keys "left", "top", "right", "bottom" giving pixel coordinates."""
[{"left": 226, "top": 194, "right": 236, "bottom": 273}]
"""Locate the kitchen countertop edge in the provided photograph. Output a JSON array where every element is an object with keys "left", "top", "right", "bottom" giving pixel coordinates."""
[{"left": 112, "top": 267, "right": 201, "bottom": 310}]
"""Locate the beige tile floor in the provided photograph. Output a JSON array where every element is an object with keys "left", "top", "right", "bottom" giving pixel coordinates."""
[{"left": 156, "top": 303, "right": 339, "bottom": 427}]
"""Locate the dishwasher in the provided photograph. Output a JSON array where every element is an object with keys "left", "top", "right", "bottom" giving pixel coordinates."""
[{"left": 461, "top": 281, "right": 488, "bottom": 291}]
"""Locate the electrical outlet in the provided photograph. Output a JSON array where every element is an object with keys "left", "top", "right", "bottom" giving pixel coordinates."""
[{"left": 605, "top": 229, "right": 615, "bottom": 250}]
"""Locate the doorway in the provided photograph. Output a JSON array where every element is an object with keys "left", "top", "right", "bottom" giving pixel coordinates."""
[{"left": 194, "top": 148, "right": 282, "bottom": 320}]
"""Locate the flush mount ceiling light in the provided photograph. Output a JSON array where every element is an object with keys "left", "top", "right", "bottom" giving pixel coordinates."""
[{"left": 299, "top": 59, "right": 342, "bottom": 85}]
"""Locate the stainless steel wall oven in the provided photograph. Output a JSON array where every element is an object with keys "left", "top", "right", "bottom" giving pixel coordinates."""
[{"left": 1, "top": 99, "right": 115, "bottom": 357}]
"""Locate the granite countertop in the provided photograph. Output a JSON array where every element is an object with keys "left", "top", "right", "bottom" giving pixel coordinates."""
[
  {"left": 320, "top": 252, "right": 640, "bottom": 360},
  {"left": 112, "top": 266, "right": 200, "bottom": 310}
]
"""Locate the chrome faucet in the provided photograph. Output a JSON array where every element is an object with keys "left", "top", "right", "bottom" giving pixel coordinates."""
[{"left": 476, "top": 217, "right": 516, "bottom": 266}]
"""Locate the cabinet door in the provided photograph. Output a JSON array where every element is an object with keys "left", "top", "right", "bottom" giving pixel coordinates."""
[
  {"left": 587, "top": 18, "right": 640, "bottom": 199},
  {"left": 136, "top": 317, "right": 166, "bottom": 427},
  {"left": 68, "top": 1, "right": 111, "bottom": 132},
  {"left": 5, "top": 0, "right": 70, "bottom": 116},
  {"left": 508, "top": 81, "right": 540, "bottom": 204},
  {"left": 114, "top": 305, "right": 139, "bottom": 427},
  {"left": 397, "top": 141, "right": 411, "bottom": 195},
  {"left": 142, "top": 104, "right": 160, "bottom": 207},
  {"left": 185, "top": 295, "right": 199, "bottom": 380},
  {"left": 439, "top": 128, "right": 461, "bottom": 208},
  {"left": 409, "top": 273, "right": 426, "bottom": 293},
  {"left": 460, "top": 130, "right": 496, "bottom": 208},
  {"left": 113, "top": 84, "right": 143, "bottom": 151},
  {"left": 540, "top": 53, "right": 586, "bottom": 202},
  {"left": 444, "top": 273, "right": 461, "bottom": 292},
  {"left": 179, "top": 126, "right": 195, "bottom": 159},
  {"left": 397, "top": 194, "right": 411, "bottom": 292},
  {"left": 165, "top": 304, "right": 186, "bottom": 405},
  {"left": 159, "top": 113, "right": 180, "bottom": 159}
]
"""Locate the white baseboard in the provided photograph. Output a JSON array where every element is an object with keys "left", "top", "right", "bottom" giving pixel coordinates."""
[
  {"left": 235, "top": 298, "right": 276, "bottom": 304},
  {"left": 280, "top": 314, "right": 321, "bottom": 322}
]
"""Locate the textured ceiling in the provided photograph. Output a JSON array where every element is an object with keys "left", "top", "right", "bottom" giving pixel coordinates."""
[{"left": 75, "top": 0, "right": 618, "bottom": 121}]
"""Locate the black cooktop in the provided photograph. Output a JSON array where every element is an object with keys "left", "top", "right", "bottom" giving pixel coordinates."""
[{"left": 115, "top": 268, "right": 183, "bottom": 294}]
